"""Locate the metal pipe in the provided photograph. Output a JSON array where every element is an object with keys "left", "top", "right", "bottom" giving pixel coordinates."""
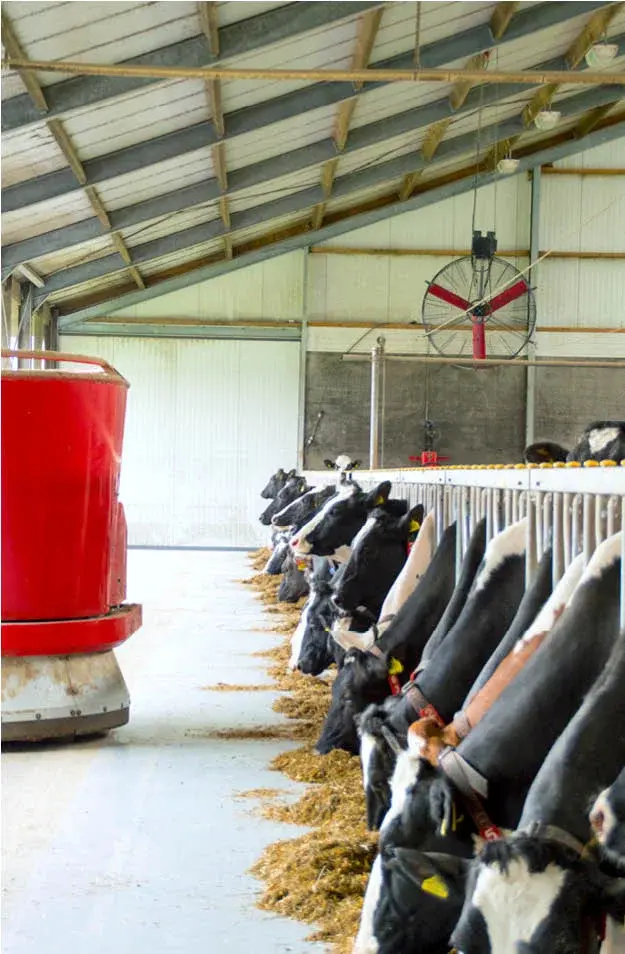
[
  {"left": 342, "top": 353, "right": 625, "bottom": 369},
  {"left": 5, "top": 56, "right": 625, "bottom": 86},
  {"left": 553, "top": 493, "right": 564, "bottom": 585},
  {"left": 369, "top": 335, "right": 384, "bottom": 469},
  {"left": 296, "top": 252, "right": 309, "bottom": 472},
  {"left": 526, "top": 168, "right": 540, "bottom": 447}
]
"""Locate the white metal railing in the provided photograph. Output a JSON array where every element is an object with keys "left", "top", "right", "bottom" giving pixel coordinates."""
[{"left": 304, "top": 464, "right": 625, "bottom": 627}]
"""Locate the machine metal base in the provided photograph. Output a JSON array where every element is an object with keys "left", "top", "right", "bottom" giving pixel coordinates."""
[{"left": 1, "top": 651, "right": 130, "bottom": 743}]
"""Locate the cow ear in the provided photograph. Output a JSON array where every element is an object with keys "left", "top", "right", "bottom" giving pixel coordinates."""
[
  {"left": 404, "top": 504, "right": 425, "bottom": 535},
  {"left": 286, "top": 468, "right": 297, "bottom": 478},
  {"left": 524, "top": 441, "right": 568, "bottom": 464},
  {"left": 351, "top": 460, "right": 361, "bottom": 470},
  {"left": 277, "top": 467, "right": 285, "bottom": 477},
  {"left": 323, "top": 459, "right": 336, "bottom": 469},
  {"left": 366, "top": 481, "right": 391, "bottom": 508},
  {"left": 386, "top": 846, "right": 469, "bottom": 899}
]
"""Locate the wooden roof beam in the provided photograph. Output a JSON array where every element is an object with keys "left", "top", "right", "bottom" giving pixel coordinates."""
[
  {"left": 47, "top": 119, "right": 86, "bottom": 185},
  {"left": 449, "top": 51, "right": 490, "bottom": 111},
  {"left": 309, "top": 158, "right": 339, "bottom": 231},
  {"left": 199, "top": 2, "right": 219, "bottom": 56},
  {"left": 212, "top": 142, "right": 227, "bottom": 191},
  {"left": 1, "top": 10, "right": 48, "bottom": 112},
  {"left": 398, "top": 171, "right": 423, "bottom": 202},
  {"left": 490, "top": 2, "right": 520, "bottom": 41},
  {"left": 219, "top": 195, "right": 231, "bottom": 230},
  {"left": 84, "top": 186, "right": 111, "bottom": 229},
  {"left": 574, "top": 101, "right": 618, "bottom": 137}
]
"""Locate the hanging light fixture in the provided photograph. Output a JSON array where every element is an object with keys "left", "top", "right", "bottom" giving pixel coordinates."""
[
  {"left": 534, "top": 109, "right": 561, "bottom": 131},
  {"left": 497, "top": 157, "right": 520, "bottom": 174},
  {"left": 585, "top": 41, "right": 619, "bottom": 68}
]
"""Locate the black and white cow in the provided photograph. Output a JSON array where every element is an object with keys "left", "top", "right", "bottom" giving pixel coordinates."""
[
  {"left": 331, "top": 504, "right": 425, "bottom": 626},
  {"left": 289, "top": 559, "right": 338, "bottom": 674},
  {"left": 591, "top": 766, "right": 625, "bottom": 872},
  {"left": 315, "top": 520, "right": 462, "bottom": 757},
  {"left": 291, "top": 481, "right": 407, "bottom": 563},
  {"left": 271, "top": 484, "right": 337, "bottom": 532},
  {"left": 260, "top": 467, "right": 295, "bottom": 499},
  {"left": 259, "top": 474, "right": 309, "bottom": 526},
  {"left": 453, "top": 625, "right": 625, "bottom": 954},
  {"left": 525, "top": 420, "right": 625, "bottom": 464},
  {"left": 353, "top": 531, "right": 622, "bottom": 954},
  {"left": 277, "top": 546, "right": 309, "bottom": 603}
]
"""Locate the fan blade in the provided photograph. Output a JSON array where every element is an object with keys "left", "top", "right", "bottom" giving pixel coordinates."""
[
  {"left": 486, "top": 280, "right": 528, "bottom": 314},
  {"left": 428, "top": 283, "right": 471, "bottom": 312},
  {"left": 472, "top": 320, "right": 486, "bottom": 360}
]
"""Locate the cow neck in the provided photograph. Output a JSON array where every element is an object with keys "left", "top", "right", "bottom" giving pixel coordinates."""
[{"left": 451, "top": 551, "right": 622, "bottom": 830}]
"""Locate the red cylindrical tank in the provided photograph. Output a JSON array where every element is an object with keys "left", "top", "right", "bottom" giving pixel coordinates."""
[{"left": 1, "top": 351, "right": 129, "bottom": 621}]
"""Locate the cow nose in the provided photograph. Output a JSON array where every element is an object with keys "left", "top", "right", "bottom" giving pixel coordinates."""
[{"left": 590, "top": 808, "right": 604, "bottom": 834}]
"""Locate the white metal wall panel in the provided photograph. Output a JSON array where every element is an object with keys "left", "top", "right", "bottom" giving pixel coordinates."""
[
  {"left": 59, "top": 335, "right": 300, "bottom": 547},
  {"left": 111, "top": 251, "right": 305, "bottom": 321}
]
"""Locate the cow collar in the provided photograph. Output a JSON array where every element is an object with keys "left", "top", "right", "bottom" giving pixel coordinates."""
[
  {"left": 403, "top": 681, "right": 446, "bottom": 728},
  {"left": 438, "top": 747, "right": 502, "bottom": 843}
]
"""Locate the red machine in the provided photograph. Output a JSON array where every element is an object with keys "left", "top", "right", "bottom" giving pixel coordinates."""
[{"left": 1, "top": 350, "right": 142, "bottom": 741}]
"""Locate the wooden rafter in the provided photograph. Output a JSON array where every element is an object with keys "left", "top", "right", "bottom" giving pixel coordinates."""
[
  {"left": 449, "top": 51, "right": 490, "bottom": 111},
  {"left": 314, "top": 9, "right": 383, "bottom": 231},
  {"left": 47, "top": 119, "right": 86, "bottom": 185},
  {"left": 219, "top": 195, "right": 231, "bottom": 230},
  {"left": 398, "top": 171, "right": 424, "bottom": 202},
  {"left": 422, "top": 119, "right": 453, "bottom": 161},
  {"left": 483, "top": 134, "right": 522, "bottom": 170},
  {"left": 223, "top": 236, "right": 233, "bottom": 260},
  {"left": 1, "top": 10, "right": 48, "bottom": 111},
  {"left": 127, "top": 266, "right": 145, "bottom": 289},
  {"left": 490, "top": 1, "right": 520, "bottom": 41},
  {"left": 205, "top": 78, "right": 224, "bottom": 138},
  {"left": 84, "top": 186, "right": 111, "bottom": 229},
  {"left": 199, "top": 2, "right": 219, "bottom": 56},
  {"left": 212, "top": 142, "right": 228, "bottom": 191},
  {"left": 574, "top": 102, "right": 617, "bottom": 138},
  {"left": 110, "top": 233, "right": 132, "bottom": 265}
]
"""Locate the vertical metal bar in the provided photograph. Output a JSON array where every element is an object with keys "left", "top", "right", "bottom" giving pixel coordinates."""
[
  {"left": 621, "top": 496, "right": 625, "bottom": 631},
  {"left": 17, "top": 283, "right": 34, "bottom": 370},
  {"left": 296, "top": 252, "right": 309, "bottom": 472},
  {"left": 485, "top": 488, "right": 493, "bottom": 543},
  {"left": 606, "top": 496, "right": 618, "bottom": 539},
  {"left": 369, "top": 336, "right": 384, "bottom": 469},
  {"left": 542, "top": 493, "right": 553, "bottom": 558},
  {"left": 562, "top": 493, "right": 571, "bottom": 568},
  {"left": 535, "top": 492, "right": 544, "bottom": 561},
  {"left": 571, "top": 494, "right": 582, "bottom": 560},
  {"left": 582, "top": 495, "right": 595, "bottom": 567},
  {"left": 552, "top": 493, "right": 564, "bottom": 586},
  {"left": 436, "top": 485, "right": 444, "bottom": 543},
  {"left": 526, "top": 494, "right": 537, "bottom": 587},
  {"left": 504, "top": 489, "right": 513, "bottom": 527},
  {"left": 595, "top": 494, "right": 605, "bottom": 550},
  {"left": 525, "top": 167, "right": 540, "bottom": 447}
]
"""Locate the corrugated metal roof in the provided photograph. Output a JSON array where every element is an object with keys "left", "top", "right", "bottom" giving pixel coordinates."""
[{"left": 1, "top": 0, "right": 623, "bottom": 321}]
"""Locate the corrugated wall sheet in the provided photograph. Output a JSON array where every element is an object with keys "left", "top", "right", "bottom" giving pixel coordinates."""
[{"left": 60, "top": 335, "right": 300, "bottom": 547}]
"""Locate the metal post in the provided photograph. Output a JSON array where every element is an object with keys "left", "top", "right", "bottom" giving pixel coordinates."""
[
  {"left": 525, "top": 167, "right": 540, "bottom": 447},
  {"left": 17, "top": 283, "right": 34, "bottom": 369},
  {"left": 296, "top": 251, "right": 309, "bottom": 472},
  {"left": 369, "top": 335, "right": 385, "bottom": 469}
]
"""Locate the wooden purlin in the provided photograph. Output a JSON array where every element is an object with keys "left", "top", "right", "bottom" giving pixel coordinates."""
[{"left": 1, "top": 11, "right": 48, "bottom": 111}]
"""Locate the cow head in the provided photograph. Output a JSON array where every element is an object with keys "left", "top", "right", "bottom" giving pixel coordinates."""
[
  {"left": 324, "top": 454, "right": 362, "bottom": 472},
  {"left": 524, "top": 441, "right": 569, "bottom": 464},
  {"left": 359, "top": 699, "right": 407, "bottom": 830},
  {"left": 264, "top": 532, "right": 290, "bottom": 575},
  {"left": 277, "top": 547, "right": 309, "bottom": 603},
  {"left": 293, "top": 481, "right": 393, "bottom": 558},
  {"left": 453, "top": 836, "right": 625, "bottom": 954},
  {"left": 259, "top": 475, "right": 309, "bottom": 525},
  {"left": 332, "top": 504, "right": 424, "bottom": 621},
  {"left": 271, "top": 484, "right": 336, "bottom": 531},
  {"left": 590, "top": 768, "right": 625, "bottom": 871},
  {"left": 315, "top": 648, "right": 392, "bottom": 755},
  {"left": 294, "top": 578, "right": 337, "bottom": 675},
  {"left": 260, "top": 467, "right": 294, "bottom": 499}
]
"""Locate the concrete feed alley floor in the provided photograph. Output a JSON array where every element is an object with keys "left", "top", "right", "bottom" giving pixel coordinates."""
[{"left": 2, "top": 550, "right": 322, "bottom": 954}]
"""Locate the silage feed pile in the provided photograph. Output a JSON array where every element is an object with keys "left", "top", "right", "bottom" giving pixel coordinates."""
[{"left": 239, "top": 548, "right": 376, "bottom": 953}]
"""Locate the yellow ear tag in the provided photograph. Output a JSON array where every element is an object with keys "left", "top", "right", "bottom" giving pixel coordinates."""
[
  {"left": 375, "top": 495, "right": 385, "bottom": 505},
  {"left": 388, "top": 657, "right": 404, "bottom": 676},
  {"left": 421, "top": 875, "right": 449, "bottom": 900},
  {"left": 409, "top": 520, "right": 421, "bottom": 533}
]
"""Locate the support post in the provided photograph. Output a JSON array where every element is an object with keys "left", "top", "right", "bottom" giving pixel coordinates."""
[
  {"left": 296, "top": 251, "right": 309, "bottom": 471},
  {"left": 369, "top": 335, "right": 385, "bottom": 469},
  {"left": 525, "top": 167, "right": 540, "bottom": 446}
]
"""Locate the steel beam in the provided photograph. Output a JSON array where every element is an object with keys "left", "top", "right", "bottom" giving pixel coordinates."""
[
  {"left": 525, "top": 167, "right": 541, "bottom": 447},
  {"left": 60, "top": 322, "right": 301, "bottom": 341},
  {"left": 57, "top": 117, "right": 625, "bottom": 328},
  {"left": 37, "top": 86, "right": 625, "bottom": 298},
  {"left": 6, "top": 34, "right": 624, "bottom": 275},
  {"left": 1, "top": 1, "right": 380, "bottom": 132},
  {"left": 2, "top": 2, "right": 608, "bottom": 209}
]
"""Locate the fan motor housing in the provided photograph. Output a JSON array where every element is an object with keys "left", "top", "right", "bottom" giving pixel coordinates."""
[{"left": 471, "top": 230, "right": 498, "bottom": 261}]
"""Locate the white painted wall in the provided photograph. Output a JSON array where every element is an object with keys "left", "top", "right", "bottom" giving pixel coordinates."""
[{"left": 60, "top": 335, "right": 300, "bottom": 548}]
